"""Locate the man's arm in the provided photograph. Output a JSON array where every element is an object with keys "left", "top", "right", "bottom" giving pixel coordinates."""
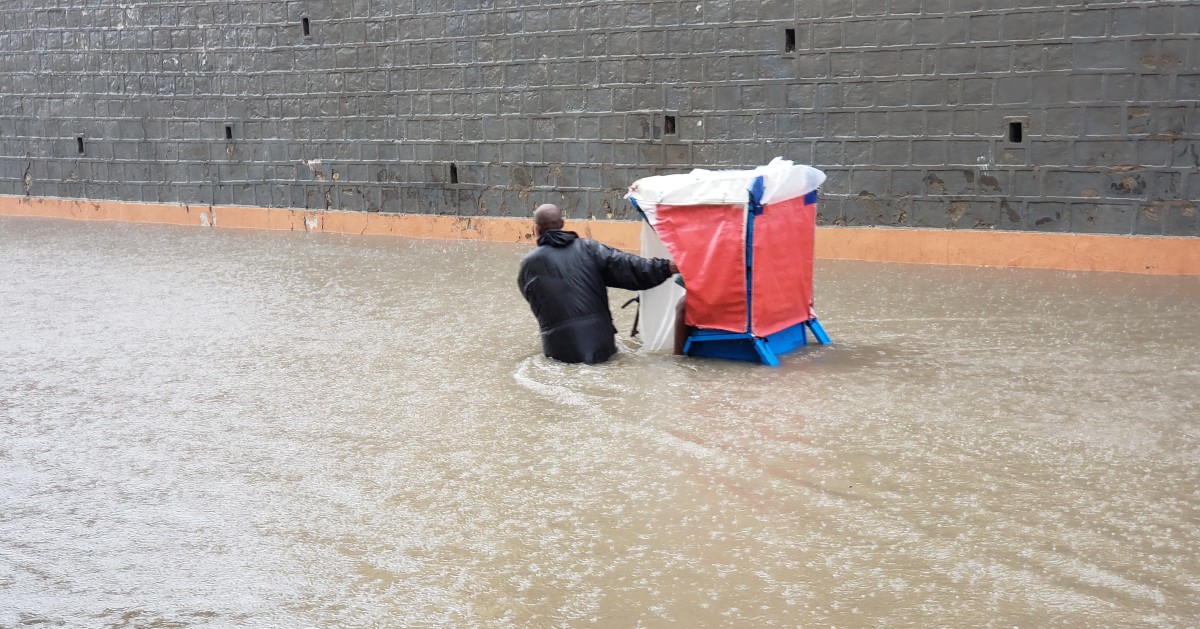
[
  {"left": 517, "top": 257, "right": 536, "bottom": 302},
  {"left": 589, "top": 240, "right": 675, "bottom": 291}
]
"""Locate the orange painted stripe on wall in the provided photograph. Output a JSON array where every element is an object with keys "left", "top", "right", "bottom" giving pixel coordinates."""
[
  {"left": 2, "top": 195, "right": 1198, "bottom": 276},
  {"left": 812, "top": 226, "right": 1200, "bottom": 276}
]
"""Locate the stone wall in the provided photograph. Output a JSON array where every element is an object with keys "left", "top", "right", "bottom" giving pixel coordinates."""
[{"left": 0, "top": 0, "right": 1196, "bottom": 235}]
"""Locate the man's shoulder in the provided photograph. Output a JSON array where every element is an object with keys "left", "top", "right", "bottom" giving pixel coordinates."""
[
  {"left": 519, "top": 242, "right": 559, "bottom": 268},
  {"left": 518, "top": 247, "right": 540, "bottom": 271},
  {"left": 573, "top": 236, "right": 604, "bottom": 251}
]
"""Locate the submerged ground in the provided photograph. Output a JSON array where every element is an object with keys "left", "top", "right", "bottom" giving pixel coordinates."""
[{"left": 1, "top": 217, "right": 1197, "bottom": 627}]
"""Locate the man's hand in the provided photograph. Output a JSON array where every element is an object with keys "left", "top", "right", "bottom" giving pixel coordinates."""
[{"left": 667, "top": 261, "right": 679, "bottom": 275}]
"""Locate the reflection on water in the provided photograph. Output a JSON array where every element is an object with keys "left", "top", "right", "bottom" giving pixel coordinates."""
[{"left": 1, "top": 217, "right": 1198, "bottom": 627}]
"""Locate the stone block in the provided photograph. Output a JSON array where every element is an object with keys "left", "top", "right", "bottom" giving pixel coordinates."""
[
  {"left": 813, "top": 22, "right": 843, "bottom": 49},
  {"left": 1042, "top": 108, "right": 1084, "bottom": 138},
  {"left": 1029, "top": 74, "right": 1074, "bottom": 107},
  {"left": 960, "top": 77, "right": 993, "bottom": 105},
  {"left": 911, "top": 140, "right": 947, "bottom": 166},
  {"left": 875, "top": 140, "right": 910, "bottom": 165},
  {"left": 850, "top": 168, "right": 891, "bottom": 195},
  {"left": 875, "top": 80, "right": 910, "bottom": 107},
  {"left": 1180, "top": 74, "right": 1200, "bottom": 102},
  {"left": 1040, "top": 169, "right": 1106, "bottom": 199},
  {"left": 969, "top": 14, "right": 1002, "bottom": 42},
  {"left": 910, "top": 79, "right": 948, "bottom": 106},
  {"left": 995, "top": 76, "right": 1032, "bottom": 104},
  {"left": 1074, "top": 140, "right": 1136, "bottom": 167},
  {"left": 1133, "top": 203, "right": 1165, "bottom": 235},
  {"left": 1024, "top": 201, "right": 1069, "bottom": 231},
  {"left": 1177, "top": 4, "right": 1200, "bottom": 35},
  {"left": 821, "top": 167, "right": 851, "bottom": 195},
  {"left": 890, "top": 169, "right": 926, "bottom": 196},
  {"left": 1145, "top": 5, "right": 1176, "bottom": 35},
  {"left": 1068, "top": 73, "right": 1104, "bottom": 103},
  {"left": 913, "top": 18, "right": 944, "bottom": 45},
  {"left": 843, "top": 81, "right": 876, "bottom": 107},
  {"left": 844, "top": 20, "right": 879, "bottom": 47},
  {"left": 758, "top": 0, "right": 793, "bottom": 20},
  {"left": 826, "top": 111, "right": 856, "bottom": 137},
  {"left": 907, "top": 199, "right": 945, "bottom": 228},
  {"left": 1161, "top": 201, "right": 1197, "bottom": 237},
  {"left": 1065, "top": 9, "right": 1106, "bottom": 38},
  {"left": 922, "top": 168, "right": 977, "bottom": 195},
  {"left": 856, "top": 111, "right": 888, "bottom": 137},
  {"left": 1075, "top": 41, "right": 1127, "bottom": 70},
  {"left": 940, "top": 48, "right": 979, "bottom": 75},
  {"left": 1085, "top": 106, "right": 1125, "bottom": 136},
  {"left": 889, "top": 0, "right": 924, "bottom": 15},
  {"left": 947, "top": 141, "right": 991, "bottom": 167},
  {"left": 944, "top": 16, "right": 969, "bottom": 44},
  {"left": 1133, "top": 139, "right": 1173, "bottom": 168},
  {"left": 796, "top": 53, "right": 828, "bottom": 80},
  {"left": 877, "top": 19, "right": 913, "bottom": 47},
  {"left": 825, "top": 0, "right": 854, "bottom": 19}
]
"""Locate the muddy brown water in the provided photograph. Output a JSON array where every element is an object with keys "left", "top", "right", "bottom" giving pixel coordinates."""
[{"left": 1, "top": 217, "right": 1197, "bottom": 627}]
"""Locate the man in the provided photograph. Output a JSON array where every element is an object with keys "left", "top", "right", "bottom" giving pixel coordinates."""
[{"left": 518, "top": 203, "right": 677, "bottom": 364}]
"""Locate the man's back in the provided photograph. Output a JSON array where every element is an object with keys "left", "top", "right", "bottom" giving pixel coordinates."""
[{"left": 519, "top": 229, "right": 672, "bottom": 364}]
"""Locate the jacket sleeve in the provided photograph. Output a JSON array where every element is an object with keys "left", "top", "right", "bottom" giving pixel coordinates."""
[
  {"left": 588, "top": 240, "right": 674, "bottom": 291},
  {"left": 517, "top": 258, "right": 536, "bottom": 304}
]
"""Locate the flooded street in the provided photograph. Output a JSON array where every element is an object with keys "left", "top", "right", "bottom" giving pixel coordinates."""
[{"left": 2, "top": 217, "right": 1198, "bottom": 627}]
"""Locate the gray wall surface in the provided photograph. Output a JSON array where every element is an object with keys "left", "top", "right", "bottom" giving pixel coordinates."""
[{"left": 0, "top": 0, "right": 1196, "bottom": 235}]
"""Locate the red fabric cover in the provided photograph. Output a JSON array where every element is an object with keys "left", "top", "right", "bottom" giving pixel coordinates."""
[
  {"left": 750, "top": 195, "right": 815, "bottom": 336},
  {"left": 652, "top": 203, "right": 748, "bottom": 333}
]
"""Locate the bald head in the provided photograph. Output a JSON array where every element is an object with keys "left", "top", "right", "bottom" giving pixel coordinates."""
[{"left": 533, "top": 203, "right": 564, "bottom": 236}]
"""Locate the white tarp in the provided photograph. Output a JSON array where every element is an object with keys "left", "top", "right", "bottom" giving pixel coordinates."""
[
  {"left": 637, "top": 222, "right": 686, "bottom": 352},
  {"left": 628, "top": 157, "right": 827, "bottom": 223}
]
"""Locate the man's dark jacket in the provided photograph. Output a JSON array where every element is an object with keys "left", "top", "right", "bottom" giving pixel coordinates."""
[{"left": 518, "top": 230, "right": 673, "bottom": 364}]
